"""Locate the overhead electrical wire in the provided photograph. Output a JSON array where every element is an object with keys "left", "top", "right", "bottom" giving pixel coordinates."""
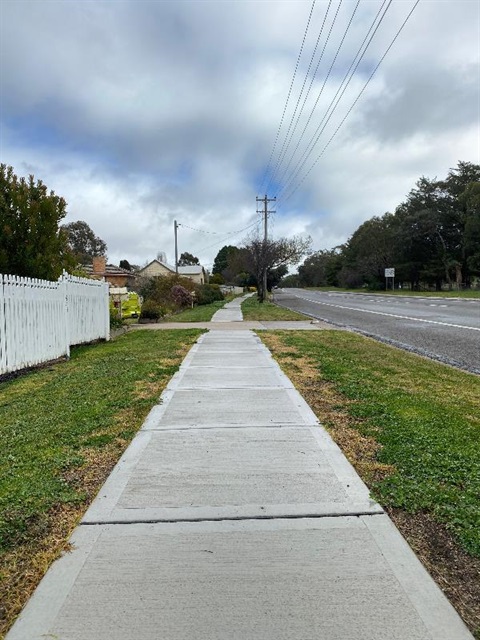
[
  {"left": 195, "top": 218, "right": 261, "bottom": 255},
  {"left": 275, "top": 0, "right": 361, "bottom": 189},
  {"left": 277, "top": 0, "right": 394, "bottom": 200},
  {"left": 265, "top": 0, "right": 334, "bottom": 193},
  {"left": 279, "top": 0, "right": 422, "bottom": 206},
  {"left": 178, "top": 223, "right": 220, "bottom": 235},
  {"left": 258, "top": 0, "right": 317, "bottom": 194}
]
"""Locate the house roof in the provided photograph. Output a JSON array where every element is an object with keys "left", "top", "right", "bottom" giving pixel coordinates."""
[
  {"left": 82, "top": 264, "right": 135, "bottom": 277},
  {"left": 178, "top": 265, "right": 204, "bottom": 275},
  {"left": 138, "top": 259, "right": 205, "bottom": 276}
]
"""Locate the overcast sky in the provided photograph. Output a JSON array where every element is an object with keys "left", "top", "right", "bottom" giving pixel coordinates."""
[{"left": 1, "top": 0, "right": 479, "bottom": 270}]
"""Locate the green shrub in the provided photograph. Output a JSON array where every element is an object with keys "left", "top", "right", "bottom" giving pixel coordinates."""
[
  {"left": 171, "top": 284, "right": 193, "bottom": 307},
  {"left": 139, "top": 299, "right": 163, "bottom": 320},
  {"left": 194, "top": 283, "right": 224, "bottom": 305},
  {"left": 109, "top": 308, "right": 123, "bottom": 329},
  {"left": 209, "top": 272, "right": 224, "bottom": 285},
  {"left": 142, "top": 275, "right": 196, "bottom": 303}
]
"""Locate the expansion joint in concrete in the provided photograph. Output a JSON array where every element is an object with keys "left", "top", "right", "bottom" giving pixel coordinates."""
[{"left": 79, "top": 511, "right": 386, "bottom": 527}]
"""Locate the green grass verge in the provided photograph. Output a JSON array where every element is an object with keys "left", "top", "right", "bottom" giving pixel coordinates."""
[
  {"left": 261, "top": 330, "right": 480, "bottom": 557},
  {"left": 242, "top": 295, "right": 310, "bottom": 320},
  {"left": 304, "top": 286, "right": 480, "bottom": 298},
  {"left": 0, "top": 329, "right": 202, "bottom": 554},
  {"left": 166, "top": 299, "right": 229, "bottom": 322}
]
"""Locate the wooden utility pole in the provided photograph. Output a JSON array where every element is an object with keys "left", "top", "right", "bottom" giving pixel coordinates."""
[
  {"left": 256, "top": 194, "right": 276, "bottom": 302},
  {"left": 174, "top": 220, "right": 179, "bottom": 274}
]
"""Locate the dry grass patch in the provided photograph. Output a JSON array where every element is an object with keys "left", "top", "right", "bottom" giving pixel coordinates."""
[
  {"left": 0, "top": 503, "right": 78, "bottom": 637},
  {"left": 1, "top": 435, "right": 130, "bottom": 636},
  {"left": 387, "top": 508, "right": 480, "bottom": 636}
]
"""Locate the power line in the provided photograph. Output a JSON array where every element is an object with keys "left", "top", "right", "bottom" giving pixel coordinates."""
[
  {"left": 277, "top": 0, "right": 393, "bottom": 200},
  {"left": 265, "top": 0, "right": 334, "bottom": 193},
  {"left": 280, "top": 0, "right": 422, "bottom": 206},
  {"left": 178, "top": 223, "right": 219, "bottom": 235},
  {"left": 195, "top": 218, "right": 261, "bottom": 255},
  {"left": 258, "top": 0, "right": 317, "bottom": 193},
  {"left": 276, "top": 0, "right": 361, "bottom": 189}
]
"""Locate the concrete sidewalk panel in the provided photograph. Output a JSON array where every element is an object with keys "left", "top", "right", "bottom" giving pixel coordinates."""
[
  {"left": 193, "top": 345, "right": 263, "bottom": 353},
  {"left": 81, "top": 427, "right": 381, "bottom": 523},
  {"left": 142, "top": 388, "right": 319, "bottom": 429},
  {"left": 186, "top": 350, "right": 272, "bottom": 368},
  {"left": 7, "top": 517, "right": 472, "bottom": 640},
  {"left": 176, "top": 366, "right": 294, "bottom": 389},
  {"left": 211, "top": 309, "right": 243, "bottom": 322},
  {"left": 200, "top": 329, "right": 260, "bottom": 338}
]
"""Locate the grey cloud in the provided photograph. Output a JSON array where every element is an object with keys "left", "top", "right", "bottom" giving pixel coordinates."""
[
  {"left": 1, "top": 0, "right": 478, "bottom": 269},
  {"left": 357, "top": 64, "right": 479, "bottom": 142}
]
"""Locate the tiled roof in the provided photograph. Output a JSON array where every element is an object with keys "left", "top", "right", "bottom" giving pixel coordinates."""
[{"left": 82, "top": 264, "right": 135, "bottom": 277}]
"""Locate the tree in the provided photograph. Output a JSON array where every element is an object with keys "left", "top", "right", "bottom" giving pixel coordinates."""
[
  {"left": 178, "top": 252, "right": 200, "bottom": 266},
  {"left": 441, "top": 161, "right": 480, "bottom": 286},
  {"left": 279, "top": 273, "right": 301, "bottom": 287},
  {"left": 0, "top": 164, "right": 73, "bottom": 279},
  {"left": 209, "top": 272, "right": 224, "bottom": 285},
  {"left": 119, "top": 259, "right": 132, "bottom": 271},
  {"left": 222, "top": 247, "right": 248, "bottom": 285},
  {"left": 340, "top": 214, "right": 397, "bottom": 289},
  {"left": 462, "top": 181, "right": 480, "bottom": 275},
  {"left": 62, "top": 220, "right": 107, "bottom": 265},
  {"left": 241, "top": 235, "right": 312, "bottom": 302},
  {"left": 298, "top": 249, "right": 343, "bottom": 287},
  {"left": 212, "top": 245, "right": 238, "bottom": 275},
  {"left": 267, "top": 265, "right": 288, "bottom": 290}
]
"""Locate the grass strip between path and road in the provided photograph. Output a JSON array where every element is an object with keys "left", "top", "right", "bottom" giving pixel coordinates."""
[
  {"left": 260, "top": 330, "right": 480, "bottom": 638},
  {"left": 242, "top": 295, "right": 310, "bottom": 320},
  {"left": 0, "top": 329, "right": 204, "bottom": 638}
]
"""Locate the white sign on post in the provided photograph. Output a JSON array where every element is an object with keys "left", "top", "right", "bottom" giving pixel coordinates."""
[{"left": 385, "top": 268, "right": 395, "bottom": 278}]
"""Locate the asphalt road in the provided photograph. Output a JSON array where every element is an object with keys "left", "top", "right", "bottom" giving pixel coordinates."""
[{"left": 274, "top": 288, "right": 480, "bottom": 374}]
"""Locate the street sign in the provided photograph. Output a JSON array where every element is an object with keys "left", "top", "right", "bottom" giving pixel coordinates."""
[{"left": 385, "top": 268, "right": 395, "bottom": 278}]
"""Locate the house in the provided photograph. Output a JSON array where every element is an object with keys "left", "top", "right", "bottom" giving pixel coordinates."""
[
  {"left": 83, "top": 256, "right": 136, "bottom": 289},
  {"left": 137, "top": 259, "right": 207, "bottom": 285}
]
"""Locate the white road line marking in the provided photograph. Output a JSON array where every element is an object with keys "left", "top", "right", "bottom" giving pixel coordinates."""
[{"left": 292, "top": 295, "right": 480, "bottom": 332}]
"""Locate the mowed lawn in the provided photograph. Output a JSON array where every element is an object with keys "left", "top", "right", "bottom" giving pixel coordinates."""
[
  {"left": 164, "top": 299, "right": 229, "bottom": 322},
  {"left": 242, "top": 295, "right": 310, "bottom": 320},
  {"left": 0, "top": 329, "right": 203, "bottom": 638},
  {"left": 261, "top": 330, "right": 480, "bottom": 637}
]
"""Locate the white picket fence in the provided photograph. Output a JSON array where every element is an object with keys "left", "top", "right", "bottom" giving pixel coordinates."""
[{"left": 0, "top": 272, "right": 110, "bottom": 376}]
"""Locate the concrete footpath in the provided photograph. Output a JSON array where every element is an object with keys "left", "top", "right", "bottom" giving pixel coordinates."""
[{"left": 7, "top": 327, "right": 473, "bottom": 637}]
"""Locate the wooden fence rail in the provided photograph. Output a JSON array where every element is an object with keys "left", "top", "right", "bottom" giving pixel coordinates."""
[{"left": 0, "top": 272, "right": 110, "bottom": 376}]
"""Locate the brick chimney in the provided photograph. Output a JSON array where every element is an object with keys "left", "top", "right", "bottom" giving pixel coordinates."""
[{"left": 92, "top": 256, "right": 106, "bottom": 274}]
